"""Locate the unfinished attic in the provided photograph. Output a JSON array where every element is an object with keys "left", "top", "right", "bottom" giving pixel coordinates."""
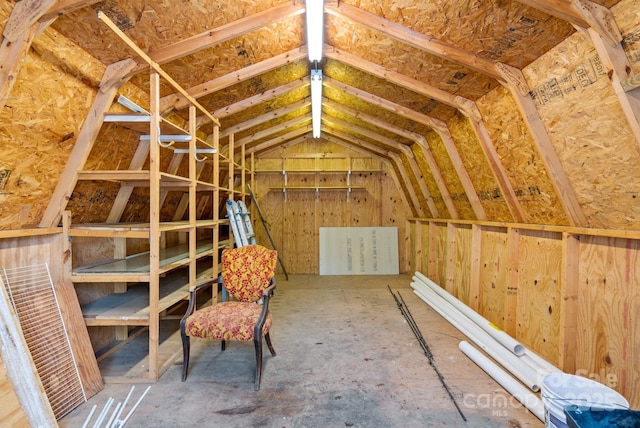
[{"left": 2, "top": 0, "right": 640, "bottom": 425}]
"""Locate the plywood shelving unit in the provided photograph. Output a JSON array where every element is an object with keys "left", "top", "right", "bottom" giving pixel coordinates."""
[
  {"left": 257, "top": 154, "right": 380, "bottom": 198},
  {"left": 61, "top": 13, "right": 253, "bottom": 382}
]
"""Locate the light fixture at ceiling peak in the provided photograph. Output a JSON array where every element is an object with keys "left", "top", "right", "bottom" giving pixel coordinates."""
[
  {"left": 305, "top": 0, "right": 324, "bottom": 62},
  {"left": 311, "top": 69, "right": 322, "bottom": 138}
]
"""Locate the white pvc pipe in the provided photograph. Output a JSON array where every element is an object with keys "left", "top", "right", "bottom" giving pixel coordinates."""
[
  {"left": 459, "top": 341, "right": 545, "bottom": 421},
  {"left": 522, "top": 349, "right": 562, "bottom": 375},
  {"left": 414, "top": 272, "right": 525, "bottom": 356},
  {"left": 412, "top": 282, "right": 540, "bottom": 391}
]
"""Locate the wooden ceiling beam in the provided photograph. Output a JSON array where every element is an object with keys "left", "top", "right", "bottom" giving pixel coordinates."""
[
  {"left": 40, "top": 1, "right": 103, "bottom": 22},
  {"left": 515, "top": 0, "right": 621, "bottom": 46},
  {"left": 235, "top": 116, "right": 311, "bottom": 146},
  {"left": 326, "top": 2, "right": 524, "bottom": 87},
  {"left": 322, "top": 115, "right": 433, "bottom": 217},
  {"left": 0, "top": 0, "right": 61, "bottom": 112},
  {"left": 326, "top": 47, "right": 524, "bottom": 222},
  {"left": 163, "top": 48, "right": 307, "bottom": 112},
  {"left": 246, "top": 125, "right": 312, "bottom": 154},
  {"left": 324, "top": 98, "right": 457, "bottom": 219},
  {"left": 2, "top": 0, "right": 57, "bottom": 42},
  {"left": 323, "top": 76, "right": 486, "bottom": 220},
  {"left": 39, "top": 59, "right": 138, "bottom": 228},
  {"left": 258, "top": 135, "right": 309, "bottom": 157},
  {"left": 221, "top": 97, "right": 311, "bottom": 138},
  {"left": 325, "top": 46, "right": 475, "bottom": 115},
  {"left": 131, "top": 1, "right": 305, "bottom": 74},
  {"left": 587, "top": 27, "right": 640, "bottom": 150},
  {"left": 323, "top": 128, "right": 422, "bottom": 217},
  {"left": 195, "top": 77, "right": 310, "bottom": 128}
]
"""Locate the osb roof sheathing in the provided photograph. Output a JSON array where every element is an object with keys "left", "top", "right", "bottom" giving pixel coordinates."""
[{"left": 4, "top": 0, "right": 632, "bottom": 229}]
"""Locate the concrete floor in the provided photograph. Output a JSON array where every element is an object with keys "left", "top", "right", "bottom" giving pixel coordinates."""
[{"left": 60, "top": 274, "right": 543, "bottom": 427}]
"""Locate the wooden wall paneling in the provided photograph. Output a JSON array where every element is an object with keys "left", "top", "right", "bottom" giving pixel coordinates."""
[
  {"left": 284, "top": 190, "right": 316, "bottom": 274},
  {"left": 469, "top": 224, "right": 482, "bottom": 311},
  {"left": 411, "top": 221, "right": 422, "bottom": 273},
  {"left": 629, "top": 237, "right": 640, "bottom": 408},
  {"left": 445, "top": 223, "right": 457, "bottom": 294},
  {"left": 435, "top": 223, "right": 448, "bottom": 287},
  {"left": 453, "top": 224, "right": 473, "bottom": 304},
  {"left": 478, "top": 226, "right": 508, "bottom": 329},
  {"left": 559, "top": 232, "right": 580, "bottom": 373},
  {"left": 428, "top": 222, "right": 438, "bottom": 279},
  {"left": 515, "top": 229, "right": 563, "bottom": 364},
  {"left": 578, "top": 236, "right": 637, "bottom": 403},
  {"left": 505, "top": 228, "right": 520, "bottom": 337}
]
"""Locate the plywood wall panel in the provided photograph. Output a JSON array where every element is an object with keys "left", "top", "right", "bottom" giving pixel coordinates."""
[
  {"left": 523, "top": 29, "right": 640, "bottom": 229},
  {"left": 476, "top": 86, "right": 568, "bottom": 225},
  {"left": 577, "top": 235, "right": 639, "bottom": 402},
  {"left": 516, "top": 230, "right": 563, "bottom": 364},
  {"left": 434, "top": 223, "right": 448, "bottom": 286},
  {"left": 478, "top": 226, "right": 508, "bottom": 329},
  {"left": 252, "top": 142, "right": 409, "bottom": 273},
  {"left": 283, "top": 190, "right": 317, "bottom": 274},
  {"left": 453, "top": 224, "right": 472, "bottom": 303}
]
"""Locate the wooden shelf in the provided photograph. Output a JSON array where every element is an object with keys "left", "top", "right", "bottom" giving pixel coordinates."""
[
  {"left": 72, "top": 241, "right": 215, "bottom": 282},
  {"left": 270, "top": 185, "right": 367, "bottom": 190},
  {"left": 256, "top": 169, "right": 382, "bottom": 174},
  {"left": 81, "top": 264, "right": 217, "bottom": 326}
]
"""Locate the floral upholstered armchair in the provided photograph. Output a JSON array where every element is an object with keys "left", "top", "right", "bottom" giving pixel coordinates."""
[{"left": 180, "top": 244, "right": 278, "bottom": 390}]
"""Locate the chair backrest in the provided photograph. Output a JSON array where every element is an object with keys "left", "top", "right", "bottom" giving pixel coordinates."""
[{"left": 221, "top": 245, "right": 277, "bottom": 302}]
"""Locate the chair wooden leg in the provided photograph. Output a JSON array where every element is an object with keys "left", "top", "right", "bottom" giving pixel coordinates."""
[
  {"left": 221, "top": 339, "right": 226, "bottom": 351},
  {"left": 265, "top": 332, "right": 276, "bottom": 356},
  {"left": 254, "top": 336, "right": 263, "bottom": 391},
  {"left": 181, "top": 335, "right": 190, "bottom": 381}
]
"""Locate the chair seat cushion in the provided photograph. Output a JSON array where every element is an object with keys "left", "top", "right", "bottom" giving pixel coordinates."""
[{"left": 184, "top": 301, "right": 272, "bottom": 341}]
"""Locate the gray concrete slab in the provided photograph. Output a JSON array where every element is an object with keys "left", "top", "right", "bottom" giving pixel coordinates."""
[{"left": 59, "top": 274, "right": 543, "bottom": 427}]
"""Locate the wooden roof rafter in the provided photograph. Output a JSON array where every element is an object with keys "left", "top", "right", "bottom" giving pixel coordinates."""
[
  {"left": 235, "top": 115, "right": 311, "bottom": 147},
  {"left": 325, "top": 2, "right": 528, "bottom": 94},
  {"left": 40, "top": 59, "right": 139, "bottom": 228},
  {"left": 514, "top": 0, "right": 622, "bottom": 46},
  {"left": 322, "top": 76, "right": 486, "bottom": 220},
  {"left": 246, "top": 125, "right": 312, "bottom": 155},
  {"left": 323, "top": 2, "right": 586, "bottom": 223},
  {"left": 163, "top": 48, "right": 308, "bottom": 112},
  {"left": 322, "top": 128, "right": 423, "bottom": 217},
  {"left": 586, "top": 27, "right": 640, "bottom": 149},
  {"left": 321, "top": 114, "right": 433, "bottom": 217},
  {"left": 128, "top": 1, "right": 305, "bottom": 75},
  {"left": 195, "top": 77, "right": 311, "bottom": 128},
  {"left": 326, "top": 46, "right": 525, "bottom": 222},
  {"left": 322, "top": 134, "right": 414, "bottom": 214},
  {"left": 221, "top": 97, "right": 311, "bottom": 138},
  {"left": 324, "top": 97, "right": 457, "bottom": 219}
]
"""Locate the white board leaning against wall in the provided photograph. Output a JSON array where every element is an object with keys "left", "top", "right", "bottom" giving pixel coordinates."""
[{"left": 319, "top": 227, "right": 399, "bottom": 275}]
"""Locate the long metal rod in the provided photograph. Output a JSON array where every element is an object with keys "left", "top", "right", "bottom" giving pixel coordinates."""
[{"left": 388, "top": 286, "right": 467, "bottom": 422}]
